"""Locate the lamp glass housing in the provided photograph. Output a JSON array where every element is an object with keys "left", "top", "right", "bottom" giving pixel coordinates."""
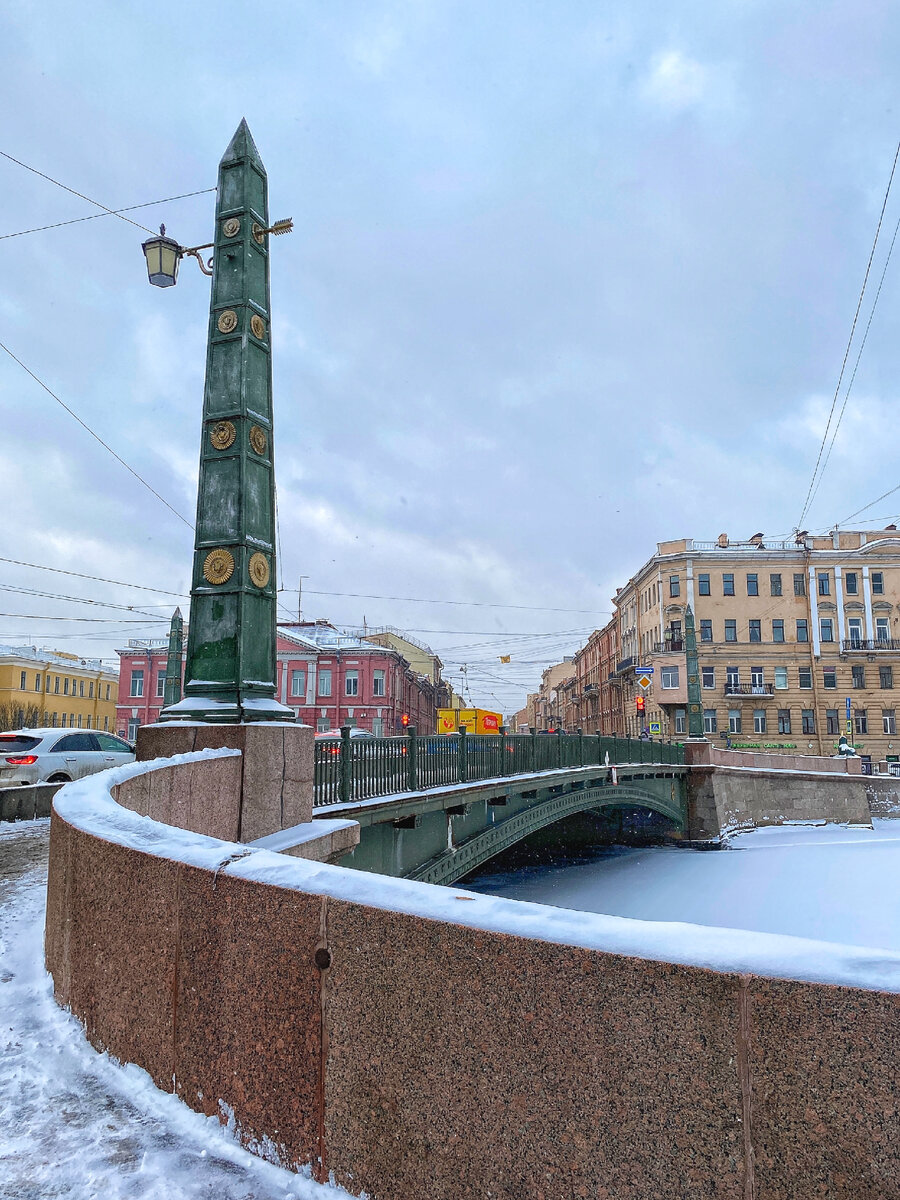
[{"left": 142, "top": 227, "right": 182, "bottom": 288}]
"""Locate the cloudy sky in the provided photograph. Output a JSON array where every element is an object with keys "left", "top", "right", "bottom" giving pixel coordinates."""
[{"left": 3, "top": 1, "right": 900, "bottom": 714}]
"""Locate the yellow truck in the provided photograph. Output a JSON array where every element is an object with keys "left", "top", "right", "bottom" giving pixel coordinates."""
[{"left": 437, "top": 708, "right": 503, "bottom": 735}]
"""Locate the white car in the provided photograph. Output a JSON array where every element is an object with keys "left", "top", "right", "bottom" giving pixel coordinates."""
[{"left": 0, "top": 728, "right": 135, "bottom": 786}]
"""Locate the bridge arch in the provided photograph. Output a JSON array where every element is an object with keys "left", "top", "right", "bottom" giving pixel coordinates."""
[{"left": 409, "top": 779, "right": 685, "bottom": 887}]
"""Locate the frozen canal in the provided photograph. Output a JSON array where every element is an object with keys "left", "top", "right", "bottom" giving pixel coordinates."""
[
  {"left": 464, "top": 819, "right": 900, "bottom": 952},
  {"left": 0, "top": 820, "right": 348, "bottom": 1200}
]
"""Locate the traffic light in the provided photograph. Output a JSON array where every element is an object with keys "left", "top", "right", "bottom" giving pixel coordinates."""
[
  {"left": 635, "top": 695, "right": 645, "bottom": 713},
  {"left": 400, "top": 713, "right": 410, "bottom": 727}
]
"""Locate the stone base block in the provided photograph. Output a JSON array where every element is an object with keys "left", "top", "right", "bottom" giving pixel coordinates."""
[{"left": 136, "top": 723, "right": 314, "bottom": 841}]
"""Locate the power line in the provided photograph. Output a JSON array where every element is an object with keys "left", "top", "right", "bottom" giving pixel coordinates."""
[
  {"left": 0, "top": 613, "right": 165, "bottom": 622},
  {"left": 0, "top": 582, "right": 162, "bottom": 620},
  {"left": 797, "top": 140, "right": 900, "bottom": 527},
  {"left": 808, "top": 209, "right": 900, "bottom": 516},
  {"left": 0, "top": 187, "right": 217, "bottom": 242},
  {"left": 840, "top": 482, "right": 900, "bottom": 526},
  {"left": 0, "top": 149, "right": 160, "bottom": 235},
  {"left": 0, "top": 557, "right": 188, "bottom": 597},
  {"left": 288, "top": 587, "right": 609, "bottom": 615},
  {"left": 0, "top": 340, "right": 194, "bottom": 529}
]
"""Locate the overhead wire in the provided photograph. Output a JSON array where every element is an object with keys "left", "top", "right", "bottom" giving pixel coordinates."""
[
  {"left": 0, "top": 342, "right": 194, "bottom": 529},
  {"left": 797, "top": 139, "right": 900, "bottom": 528},
  {"left": 284, "top": 587, "right": 609, "bottom": 615},
  {"left": 0, "top": 557, "right": 188, "bottom": 597},
  {"left": 0, "top": 187, "right": 217, "bottom": 242},
  {"left": 808, "top": 208, "right": 900, "bottom": 516},
  {"left": 1, "top": 149, "right": 161, "bottom": 235}
]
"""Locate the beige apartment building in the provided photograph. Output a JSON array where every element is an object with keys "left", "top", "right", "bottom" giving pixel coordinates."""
[{"left": 611, "top": 529, "right": 900, "bottom": 766}]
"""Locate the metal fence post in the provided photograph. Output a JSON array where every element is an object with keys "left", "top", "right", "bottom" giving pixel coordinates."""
[
  {"left": 594, "top": 730, "right": 602, "bottom": 764},
  {"left": 556, "top": 726, "right": 563, "bottom": 768},
  {"left": 339, "top": 724, "right": 352, "bottom": 804},
  {"left": 406, "top": 724, "right": 418, "bottom": 791},
  {"left": 499, "top": 724, "right": 508, "bottom": 774},
  {"left": 530, "top": 728, "right": 537, "bottom": 772},
  {"left": 458, "top": 726, "right": 468, "bottom": 783},
  {"left": 577, "top": 727, "right": 584, "bottom": 767}
]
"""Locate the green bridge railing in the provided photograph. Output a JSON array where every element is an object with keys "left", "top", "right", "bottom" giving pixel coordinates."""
[{"left": 314, "top": 728, "right": 685, "bottom": 807}]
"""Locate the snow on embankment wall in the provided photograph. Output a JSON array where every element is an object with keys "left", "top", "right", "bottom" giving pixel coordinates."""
[{"left": 45, "top": 754, "right": 900, "bottom": 1200}]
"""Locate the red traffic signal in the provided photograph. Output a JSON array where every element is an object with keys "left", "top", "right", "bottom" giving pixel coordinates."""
[
  {"left": 635, "top": 695, "right": 645, "bottom": 712},
  {"left": 401, "top": 713, "right": 410, "bottom": 727}
]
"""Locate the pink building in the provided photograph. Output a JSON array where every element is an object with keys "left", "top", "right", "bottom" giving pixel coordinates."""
[{"left": 116, "top": 621, "right": 439, "bottom": 739}]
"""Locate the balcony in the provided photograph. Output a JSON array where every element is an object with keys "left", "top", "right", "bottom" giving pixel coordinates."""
[
  {"left": 653, "top": 640, "right": 684, "bottom": 653},
  {"left": 615, "top": 656, "right": 635, "bottom": 675},
  {"left": 724, "top": 683, "right": 775, "bottom": 697},
  {"left": 841, "top": 639, "right": 900, "bottom": 652}
]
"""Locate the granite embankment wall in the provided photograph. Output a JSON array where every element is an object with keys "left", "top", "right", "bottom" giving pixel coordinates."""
[
  {"left": 46, "top": 755, "right": 900, "bottom": 1200},
  {"left": 684, "top": 742, "right": 871, "bottom": 838}
]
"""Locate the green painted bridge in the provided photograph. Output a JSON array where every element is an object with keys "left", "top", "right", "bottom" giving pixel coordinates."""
[{"left": 307, "top": 731, "right": 687, "bottom": 884}]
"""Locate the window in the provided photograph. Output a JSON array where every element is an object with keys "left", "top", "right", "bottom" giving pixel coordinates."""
[
  {"left": 725, "top": 619, "right": 737, "bottom": 642},
  {"left": 823, "top": 667, "right": 837, "bottom": 689},
  {"left": 669, "top": 575, "right": 680, "bottom": 597},
  {"left": 318, "top": 669, "right": 332, "bottom": 697},
  {"left": 127, "top": 718, "right": 140, "bottom": 741},
  {"left": 799, "top": 667, "right": 812, "bottom": 689},
  {"left": 728, "top": 709, "right": 742, "bottom": 734},
  {"left": 747, "top": 573, "right": 758, "bottom": 596},
  {"left": 749, "top": 620, "right": 761, "bottom": 642},
  {"left": 818, "top": 572, "right": 830, "bottom": 596},
  {"left": 703, "top": 709, "right": 717, "bottom": 734},
  {"left": 796, "top": 619, "right": 809, "bottom": 642},
  {"left": 770, "top": 573, "right": 782, "bottom": 597},
  {"left": 661, "top": 666, "right": 679, "bottom": 689},
  {"left": 60, "top": 714, "right": 66, "bottom": 728},
  {"left": 316, "top": 718, "right": 331, "bottom": 732},
  {"left": 373, "top": 669, "right": 386, "bottom": 697},
  {"left": 881, "top": 665, "right": 894, "bottom": 689},
  {"left": 104, "top": 717, "right": 109, "bottom": 731},
  {"left": 794, "top": 573, "right": 806, "bottom": 596},
  {"left": 77, "top": 715, "right": 83, "bottom": 729},
  {"left": 844, "top": 572, "right": 858, "bottom": 595},
  {"left": 698, "top": 573, "right": 710, "bottom": 596},
  {"left": 820, "top": 618, "right": 834, "bottom": 642},
  {"left": 726, "top": 666, "right": 739, "bottom": 692},
  {"left": 751, "top": 666, "right": 764, "bottom": 691},
  {"left": 778, "top": 709, "right": 791, "bottom": 734},
  {"left": 156, "top": 672, "right": 166, "bottom": 697},
  {"left": 826, "top": 709, "right": 840, "bottom": 735},
  {"left": 855, "top": 709, "right": 868, "bottom": 735},
  {"left": 772, "top": 619, "right": 785, "bottom": 642},
  {"left": 105, "top": 684, "right": 110, "bottom": 701},
  {"left": 63, "top": 678, "right": 69, "bottom": 696},
  {"left": 876, "top": 617, "right": 890, "bottom": 644},
  {"left": 699, "top": 619, "right": 713, "bottom": 642},
  {"left": 775, "top": 667, "right": 788, "bottom": 690},
  {"left": 130, "top": 670, "right": 144, "bottom": 698},
  {"left": 674, "top": 709, "right": 686, "bottom": 734},
  {"left": 89, "top": 682, "right": 94, "bottom": 698},
  {"left": 372, "top": 717, "right": 384, "bottom": 737},
  {"left": 847, "top": 618, "right": 863, "bottom": 648},
  {"left": 19, "top": 670, "right": 26, "bottom": 690},
  {"left": 344, "top": 670, "right": 359, "bottom": 697},
  {"left": 86, "top": 716, "right": 91, "bottom": 730},
  {"left": 852, "top": 665, "right": 866, "bottom": 689},
  {"left": 754, "top": 709, "right": 767, "bottom": 734},
  {"left": 872, "top": 571, "right": 885, "bottom": 595},
  {"left": 290, "top": 669, "right": 306, "bottom": 697},
  {"left": 701, "top": 666, "right": 715, "bottom": 689},
  {"left": 884, "top": 710, "right": 897, "bottom": 736},
  {"left": 35, "top": 674, "right": 41, "bottom": 692},
  {"left": 723, "top": 573, "right": 735, "bottom": 596},
  {"left": 79, "top": 680, "right": 84, "bottom": 698}
]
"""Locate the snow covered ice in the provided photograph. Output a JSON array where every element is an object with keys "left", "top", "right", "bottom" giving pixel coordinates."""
[{"left": 0, "top": 820, "right": 352, "bottom": 1200}]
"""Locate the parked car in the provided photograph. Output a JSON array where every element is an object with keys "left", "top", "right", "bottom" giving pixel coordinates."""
[
  {"left": 0, "top": 729, "right": 135, "bottom": 786},
  {"left": 315, "top": 728, "right": 377, "bottom": 758}
]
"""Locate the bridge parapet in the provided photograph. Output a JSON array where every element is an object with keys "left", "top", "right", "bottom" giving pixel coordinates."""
[{"left": 683, "top": 739, "right": 862, "bottom": 775}]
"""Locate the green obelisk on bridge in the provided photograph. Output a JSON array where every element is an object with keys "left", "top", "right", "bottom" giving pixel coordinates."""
[
  {"left": 160, "top": 121, "right": 294, "bottom": 724},
  {"left": 684, "top": 604, "right": 703, "bottom": 738}
]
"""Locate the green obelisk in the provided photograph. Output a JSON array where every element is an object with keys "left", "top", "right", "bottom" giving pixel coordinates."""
[
  {"left": 162, "top": 607, "right": 183, "bottom": 707},
  {"left": 684, "top": 604, "right": 703, "bottom": 738},
  {"left": 160, "top": 121, "right": 293, "bottom": 724}
]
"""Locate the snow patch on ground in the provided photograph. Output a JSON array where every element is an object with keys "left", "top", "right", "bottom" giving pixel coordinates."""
[{"left": 0, "top": 820, "right": 354, "bottom": 1199}]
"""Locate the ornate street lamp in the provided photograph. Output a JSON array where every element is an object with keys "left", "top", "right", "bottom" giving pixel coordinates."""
[{"left": 141, "top": 225, "right": 186, "bottom": 287}]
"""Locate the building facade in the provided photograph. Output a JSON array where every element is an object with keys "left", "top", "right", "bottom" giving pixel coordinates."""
[
  {"left": 531, "top": 659, "right": 576, "bottom": 732},
  {"left": 572, "top": 619, "right": 620, "bottom": 734},
  {"left": 0, "top": 644, "right": 118, "bottom": 733},
  {"left": 116, "top": 637, "right": 187, "bottom": 739},
  {"left": 607, "top": 529, "right": 900, "bottom": 764}
]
